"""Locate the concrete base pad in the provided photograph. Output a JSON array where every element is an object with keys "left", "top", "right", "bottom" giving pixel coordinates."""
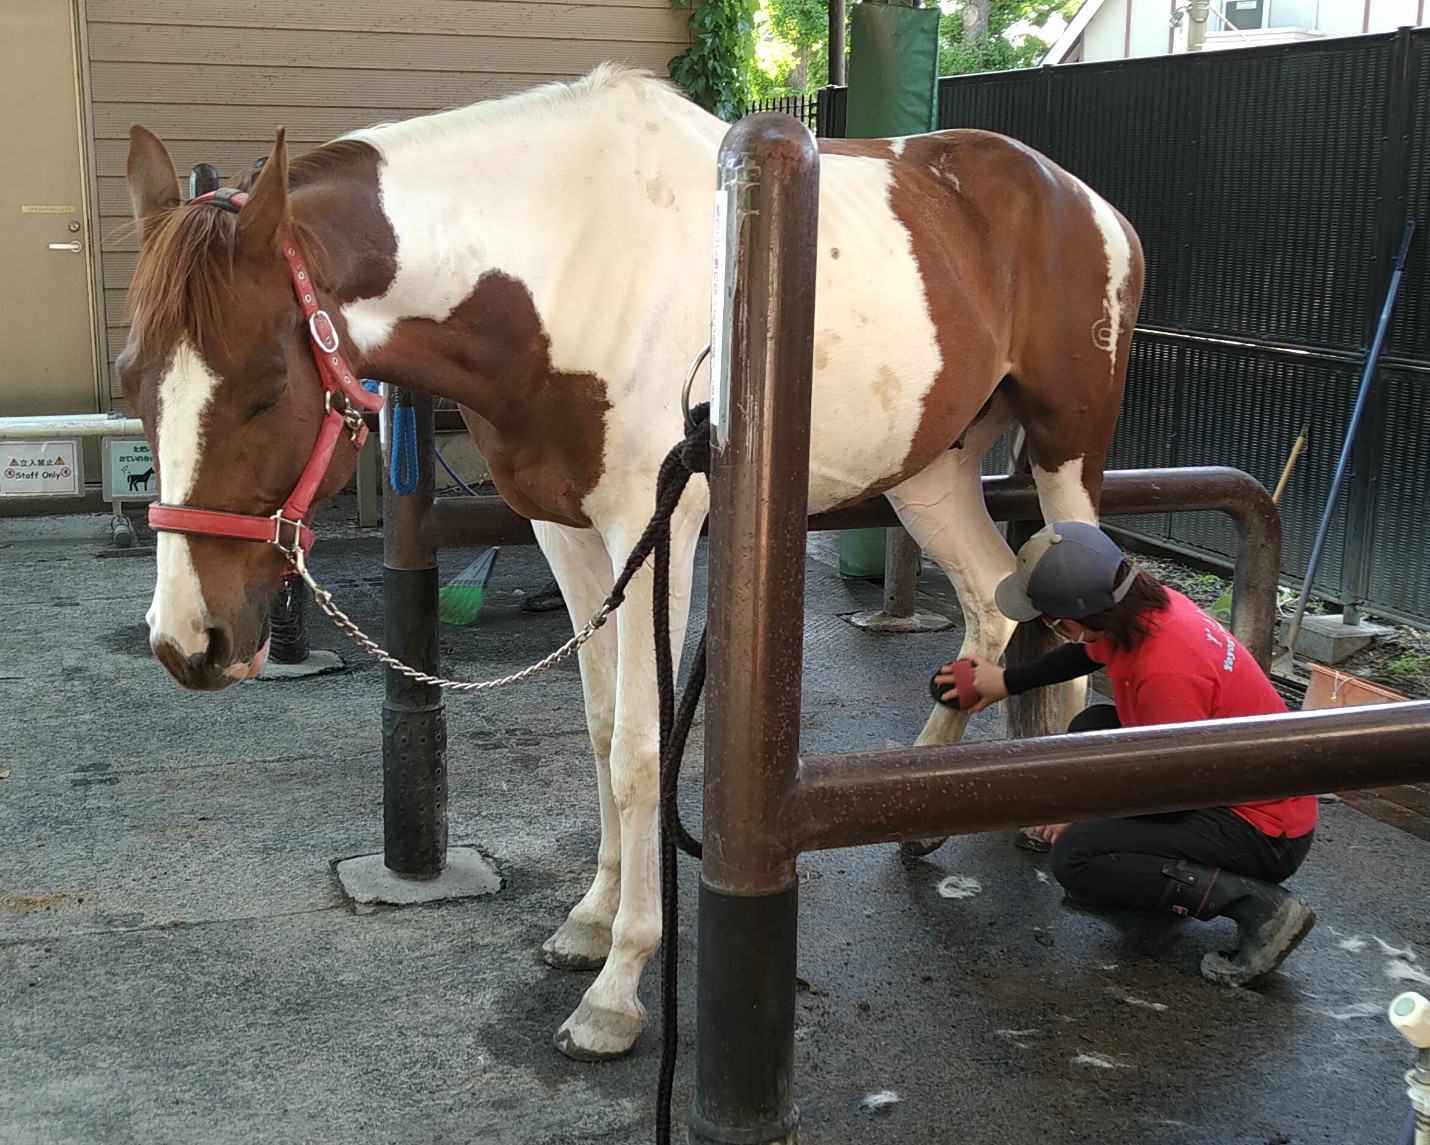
[
  {"left": 335, "top": 847, "right": 502, "bottom": 905},
  {"left": 258, "top": 650, "right": 346, "bottom": 679},
  {"left": 1279, "top": 611, "right": 1396, "bottom": 664},
  {"left": 846, "top": 609, "right": 954, "bottom": 633}
]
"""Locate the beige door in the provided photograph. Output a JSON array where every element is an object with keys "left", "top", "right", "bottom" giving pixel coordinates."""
[{"left": 0, "top": 0, "right": 99, "bottom": 418}]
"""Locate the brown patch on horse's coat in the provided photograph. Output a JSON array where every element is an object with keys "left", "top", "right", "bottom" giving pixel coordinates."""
[
  {"left": 290, "top": 141, "right": 399, "bottom": 301},
  {"left": 826, "top": 130, "right": 1142, "bottom": 509},
  {"left": 366, "top": 273, "right": 611, "bottom": 528},
  {"left": 819, "top": 139, "right": 895, "bottom": 161}
]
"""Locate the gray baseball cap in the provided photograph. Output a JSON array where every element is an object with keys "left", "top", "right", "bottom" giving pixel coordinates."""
[{"left": 994, "top": 521, "right": 1134, "bottom": 622}]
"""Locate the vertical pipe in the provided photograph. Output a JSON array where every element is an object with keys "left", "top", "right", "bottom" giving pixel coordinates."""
[
  {"left": 882, "top": 528, "right": 919, "bottom": 619},
  {"left": 1187, "top": 0, "right": 1209, "bottom": 50},
  {"left": 829, "top": 0, "right": 847, "bottom": 86},
  {"left": 1284, "top": 222, "right": 1415, "bottom": 660},
  {"left": 1340, "top": 27, "right": 1417, "bottom": 623},
  {"left": 689, "top": 113, "right": 819, "bottom": 1145},
  {"left": 382, "top": 390, "right": 448, "bottom": 878}
]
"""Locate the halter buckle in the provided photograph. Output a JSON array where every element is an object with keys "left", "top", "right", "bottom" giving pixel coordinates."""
[
  {"left": 325, "top": 391, "right": 368, "bottom": 442},
  {"left": 308, "top": 310, "right": 341, "bottom": 354},
  {"left": 272, "top": 511, "right": 306, "bottom": 562}
]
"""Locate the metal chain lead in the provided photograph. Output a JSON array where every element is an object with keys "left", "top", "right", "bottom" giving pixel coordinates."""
[{"left": 294, "top": 562, "right": 612, "bottom": 692}]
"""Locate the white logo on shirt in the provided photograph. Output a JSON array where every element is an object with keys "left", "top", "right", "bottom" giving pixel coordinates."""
[{"left": 1204, "top": 618, "right": 1235, "bottom": 672}]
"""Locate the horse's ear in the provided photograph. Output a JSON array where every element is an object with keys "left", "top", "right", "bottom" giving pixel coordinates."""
[
  {"left": 237, "top": 127, "right": 290, "bottom": 257},
  {"left": 125, "top": 126, "right": 180, "bottom": 241}
]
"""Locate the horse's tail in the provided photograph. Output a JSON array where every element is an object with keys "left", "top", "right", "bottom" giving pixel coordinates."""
[{"left": 1006, "top": 424, "right": 1030, "bottom": 479}]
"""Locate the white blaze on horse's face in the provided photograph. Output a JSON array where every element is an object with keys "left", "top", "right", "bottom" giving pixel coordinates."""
[{"left": 145, "top": 339, "right": 222, "bottom": 660}]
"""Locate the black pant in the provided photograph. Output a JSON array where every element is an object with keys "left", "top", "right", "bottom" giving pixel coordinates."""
[{"left": 1049, "top": 704, "right": 1314, "bottom": 912}]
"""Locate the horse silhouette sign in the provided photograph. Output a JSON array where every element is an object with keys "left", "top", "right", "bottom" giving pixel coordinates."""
[
  {"left": 1, "top": 439, "right": 81, "bottom": 497},
  {"left": 102, "top": 438, "right": 156, "bottom": 501}
]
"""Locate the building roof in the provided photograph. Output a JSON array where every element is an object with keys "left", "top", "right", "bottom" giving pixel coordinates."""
[{"left": 1043, "top": 0, "right": 1107, "bottom": 65}]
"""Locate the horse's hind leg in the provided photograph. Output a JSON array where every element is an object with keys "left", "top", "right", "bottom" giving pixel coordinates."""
[
  {"left": 1005, "top": 185, "right": 1142, "bottom": 729},
  {"left": 533, "top": 521, "right": 622, "bottom": 972}
]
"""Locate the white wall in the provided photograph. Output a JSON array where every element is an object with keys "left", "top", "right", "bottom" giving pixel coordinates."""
[
  {"left": 1305, "top": 0, "right": 1423, "bottom": 36},
  {"left": 1079, "top": 0, "right": 1178, "bottom": 60},
  {"left": 1066, "top": 0, "right": 1426, "bottom": 63}
]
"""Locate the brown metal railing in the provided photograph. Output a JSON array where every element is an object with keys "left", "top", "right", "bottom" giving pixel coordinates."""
[{"left": 687, "top": 112, "right": 1430, "bottom": 1145}]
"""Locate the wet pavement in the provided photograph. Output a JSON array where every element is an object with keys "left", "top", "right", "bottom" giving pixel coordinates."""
[{"left": 1, "top": 495, "right": 1426, "bottom": 1145}]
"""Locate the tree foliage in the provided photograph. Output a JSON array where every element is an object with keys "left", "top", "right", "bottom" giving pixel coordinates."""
[
  {"left": 744, "top": 0, "right": 1077, "bottom": 103},
  {"left": 938, "top": 0, "right": 1081, "bottom": 76},
  {"left": 669, "top": 0, "right": 758, "bottom": 121}
]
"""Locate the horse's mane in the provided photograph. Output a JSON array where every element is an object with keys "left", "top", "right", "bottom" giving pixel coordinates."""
[
  {"left": 344, "top": 64, "right": 679, "bottom": 153},
  {"left": 126, "top": 142, "right": 371, "bottom": 355},
  {"left": 127, "top": 203, "right": 243, "bottom": 355}
]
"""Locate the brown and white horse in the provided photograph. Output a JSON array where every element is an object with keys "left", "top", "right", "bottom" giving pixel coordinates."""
[{"left": 119, "top": 65, "right": 1142, "bottom": 1061}]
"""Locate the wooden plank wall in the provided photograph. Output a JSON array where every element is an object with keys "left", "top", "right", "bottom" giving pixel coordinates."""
[{"left": 87, "top": 0, "right": 690, "bottom": 401}]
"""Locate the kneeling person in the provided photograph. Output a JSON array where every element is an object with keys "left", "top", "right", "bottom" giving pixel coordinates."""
[{"left": 935, "top": 521, "right": 1317, "bottom": 987}]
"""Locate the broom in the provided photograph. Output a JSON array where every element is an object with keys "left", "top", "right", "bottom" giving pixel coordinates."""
[{"left": 438, "top": 547, "right": 500, "bottom": 626}]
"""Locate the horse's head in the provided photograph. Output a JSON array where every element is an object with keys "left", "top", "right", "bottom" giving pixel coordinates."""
[{"left": 120, "top": 126, "right": 366, "bottom": 691}]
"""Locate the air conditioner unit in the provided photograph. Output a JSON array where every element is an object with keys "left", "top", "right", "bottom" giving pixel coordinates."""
[{"left": 1220, "top": 0, "right": 1266, "bottom": 31}]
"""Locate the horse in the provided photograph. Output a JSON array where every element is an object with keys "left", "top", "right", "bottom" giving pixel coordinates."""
[
  {"left": 128, "top": 467, "right": 155, "bottom": 492},
  {"left": 118, "top": 64, "right": 1143, "bottom": 1062}
]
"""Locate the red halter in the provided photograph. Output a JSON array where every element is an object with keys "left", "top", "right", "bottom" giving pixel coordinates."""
[{"left": 146, "top": 189, "right": 385, "bottom": 565}]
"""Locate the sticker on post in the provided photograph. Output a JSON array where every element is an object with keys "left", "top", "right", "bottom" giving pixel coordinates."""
[
  {"left": 0, "top": 440, "right": 82, "bottom": 497},
  {"left": 710, "top": 183, "right": 737, "bottom": 449},
  {"left": 102, "top": 438, "right": 157, "bottom": 501}
]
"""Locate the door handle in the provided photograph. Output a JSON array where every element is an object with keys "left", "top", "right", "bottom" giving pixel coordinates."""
[{"left": 48, "top": 241, "right": 82, "bottom": 253}]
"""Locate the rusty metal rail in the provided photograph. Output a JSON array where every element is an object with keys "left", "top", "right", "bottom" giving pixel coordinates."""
[
  {"left": 414, "top": 463, "right": 1280, "bottom": 663},
  {"left": 687, "top": 112, "right": 1430, "bottom": 1145}
]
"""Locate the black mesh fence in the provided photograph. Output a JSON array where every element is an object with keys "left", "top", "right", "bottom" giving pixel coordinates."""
[{"left": 816, "top": 30, "right": 1430, "bottom": 624}]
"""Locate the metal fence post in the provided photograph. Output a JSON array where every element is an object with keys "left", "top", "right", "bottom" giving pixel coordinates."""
[
  {"left": 382, "top": 390, "right": 447, "bottom": 877},
  {"left": 688, "top": 113, "right": 818, "bottom": 1145}
]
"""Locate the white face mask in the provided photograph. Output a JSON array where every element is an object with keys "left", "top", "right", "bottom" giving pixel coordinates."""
[{"left": 1046, "top": 617, "right": 1094, "bottom": 645}]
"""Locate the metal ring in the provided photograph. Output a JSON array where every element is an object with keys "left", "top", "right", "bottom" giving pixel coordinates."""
[{"left": 682, "top": 344, "right": 711, "bottom": 434}]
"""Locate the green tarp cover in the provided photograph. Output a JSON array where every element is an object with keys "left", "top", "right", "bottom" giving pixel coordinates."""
[{"left": 845, "top": 2, "right": 940, "bottom": 138}]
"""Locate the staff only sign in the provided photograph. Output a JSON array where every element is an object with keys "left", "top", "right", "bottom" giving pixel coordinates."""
[{"left": 0, "top": 440, "right": 82, "bottom": 497}]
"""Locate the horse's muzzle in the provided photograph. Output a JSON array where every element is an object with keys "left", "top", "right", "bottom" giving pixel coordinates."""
[{"left": 151, "top": 626, "right": 269, "bottom": 692}]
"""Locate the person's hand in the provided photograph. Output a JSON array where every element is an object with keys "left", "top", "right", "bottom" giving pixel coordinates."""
[
  {"left": 1035, "top": 822, "right": 1072, "bottom": 845},
  {"left": 934, "top": 655, "right": 1007, "bottom": 713},
  {"left": 963, "top": 655, "right": 1007, "bottom": 713}
]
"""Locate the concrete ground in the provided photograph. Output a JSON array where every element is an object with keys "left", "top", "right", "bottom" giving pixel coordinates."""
[{"left": 1, "top": 494, "right": 1427, "bottom": 1145}]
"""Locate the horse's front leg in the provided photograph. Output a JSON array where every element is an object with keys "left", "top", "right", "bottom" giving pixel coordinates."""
[
  {"left": 884, "top": 437, "right": 1018, "bottom": 856},
  {"left": 533, "top": 521, "right": 621, "bottom": 972},
  {"left": 554, "top": 500, "right": 704, "bottom": 1061}
]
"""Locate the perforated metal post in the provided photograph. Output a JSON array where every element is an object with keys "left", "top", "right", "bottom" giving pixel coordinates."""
[
  {"left": 382, "top": 390, "right": 447, "bottom": 877},
  {"left": 689, "top": 112, "right": 818, "bottom": 1145}
]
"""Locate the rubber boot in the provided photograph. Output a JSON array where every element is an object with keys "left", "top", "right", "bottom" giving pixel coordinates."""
[{"left": 1160, "top": 860, "right": 1315, "bottom": 987}]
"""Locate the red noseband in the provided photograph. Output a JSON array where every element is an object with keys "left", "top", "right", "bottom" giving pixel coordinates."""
[{"left": 146, "top": 189, "right": 385, "bottom": 567}]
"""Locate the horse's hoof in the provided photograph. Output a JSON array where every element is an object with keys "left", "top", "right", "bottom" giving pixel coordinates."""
[
  {"left": 541, "top": 918, "right": 611, "bottom": 971},
  {"left": 553, "top": 998, "right": 646, "bottom": 1061},
  {"left": 900, "top": 836, "right": 948, "bottom": 858}
]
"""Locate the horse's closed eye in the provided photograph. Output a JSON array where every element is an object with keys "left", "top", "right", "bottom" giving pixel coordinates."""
[{"left": 245, "top": 389, "right": 286, "bottom": 419}]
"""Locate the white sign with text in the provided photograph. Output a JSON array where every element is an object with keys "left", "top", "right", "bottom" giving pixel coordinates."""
[{"left": 0, "top": 439, "right": 83, "bottom": 497}]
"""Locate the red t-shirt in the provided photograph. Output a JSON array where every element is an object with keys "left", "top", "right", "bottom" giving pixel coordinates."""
[{"left": 1084, "top": 589, "right": 1317, "bottom": 839}]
